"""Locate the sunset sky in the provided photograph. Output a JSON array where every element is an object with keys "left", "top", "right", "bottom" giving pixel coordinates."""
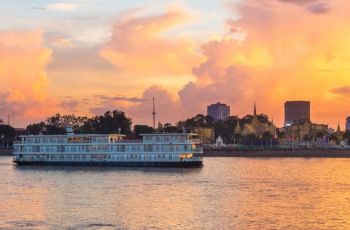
[{"left": 1, "top": 0, "right": 350, "bottom": 128}]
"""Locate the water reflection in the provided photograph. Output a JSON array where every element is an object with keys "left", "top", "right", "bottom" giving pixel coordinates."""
[
  {"left": 1, "top": 156, "right": 350, "bottom": 229},
  {"left": 13, "top": 164, "right": 203, "bottom": 175}
]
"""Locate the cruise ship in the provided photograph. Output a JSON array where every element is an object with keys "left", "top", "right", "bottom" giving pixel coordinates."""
[{"left": 13, "top": 128, "right": 203, "bottom": 167}]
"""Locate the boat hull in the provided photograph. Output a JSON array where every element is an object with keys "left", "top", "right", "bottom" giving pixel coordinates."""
[{"left": 13, "top": 160, "right": 203, "bottom": 168}]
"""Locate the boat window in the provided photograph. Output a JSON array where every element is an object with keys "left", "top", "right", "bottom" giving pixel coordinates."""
[{"left": 144, "top": 145, "right": 152, "bottom": 152}]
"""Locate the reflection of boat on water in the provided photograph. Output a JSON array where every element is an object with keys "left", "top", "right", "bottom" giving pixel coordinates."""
[{"left": 13, "top": 128, "right": 203, "bottom": 167}]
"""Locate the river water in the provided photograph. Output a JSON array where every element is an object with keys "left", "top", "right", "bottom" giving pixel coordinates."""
[{"left": 1, "top": 156, "right": 350, "bottom": 229}]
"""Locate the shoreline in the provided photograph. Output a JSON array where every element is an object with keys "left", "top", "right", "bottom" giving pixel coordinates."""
[
  {"left": 0, "top": 149, "right": 12, "bottom": 156},
  {"left": 203, "top": 148, "right": 350, "bottom": 158},
  {"left": 4, "top": 149, "right": 350, "bottom": 158}
]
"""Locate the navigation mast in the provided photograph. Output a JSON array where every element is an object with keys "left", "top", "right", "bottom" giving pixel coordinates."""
[{"left": 152, "top": 97, "right": 156, "bottom": 130}]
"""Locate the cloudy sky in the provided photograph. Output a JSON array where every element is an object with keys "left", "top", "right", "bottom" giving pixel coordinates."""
[{"left": 1, "top": 0, "right": 350, "bottom": 128}]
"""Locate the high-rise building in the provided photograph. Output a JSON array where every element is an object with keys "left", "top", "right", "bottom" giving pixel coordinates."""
[
  {"left": 284, "top": 101, "right": 310, "bottom": 126},
  {"left": 346, "top": 116, "right": 350, "bottom": 131},
  {"left": 207, "top": 102, "right": 230, "bottom": 121}
]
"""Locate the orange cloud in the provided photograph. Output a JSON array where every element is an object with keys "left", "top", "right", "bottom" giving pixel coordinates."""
[
  {"left": 0, "top": 30, "right": 57, "bottom": 126},
  {"left": 92, "top": 1, "right": 350, "bottom": 128},
  {"left": 127, "top": 86, "right": 182, "bottom": 125},
  {"left": 236, "top": 0, "right": 350, "bottom": 128},
  {"left": 90, "top": 85, "right": 182, "bottom": 125},
  {"left": 0, "top": 30, "right": 51, "bottom": 101},
  {"left": 3, "top": 3, "right": 350, "bottom": 129},
  {"left": 100, "top": 9, "right": 202, "bottom": 77},
  {"left": 175, "top": 0, "right": 350, "bottom": 128}
]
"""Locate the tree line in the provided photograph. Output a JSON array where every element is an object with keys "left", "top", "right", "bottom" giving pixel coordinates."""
[
  {"left": 1, "top": 110, "right": 277, "bottom": 147},
  {"left": 26, "top": 111, "right": 134, "bottom": 136},
  {"left": 22, "top": 111, "right": 274, "bottom": 140},
  {"left": 0, "top": 123, "right": 16, "bottom": 148},
  {"left": 2, "top": 109, "right": 350, "bottom": 147}
]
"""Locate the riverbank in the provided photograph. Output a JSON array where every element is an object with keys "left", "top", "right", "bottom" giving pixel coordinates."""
[
  {"left": 0, "top": 149, "right": 12, "bottom": 156},
  {"left": 203, "top": 148, "right": 350, "bottom": 157},
  {"left": 3, "top": 148, "right": 350, "bottom": 158}
]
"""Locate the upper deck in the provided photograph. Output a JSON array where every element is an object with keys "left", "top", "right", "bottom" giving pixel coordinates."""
[
  {"left": 14, "top": 133, "right": 200, "bottom": 145},
  {"left": 141, "top": 133, "right": 200, "bottom": 144},
  {"left": 13, "top": 132, "right": 203, "bottom": 156},
  {"left": 15, "top": 134, "right": 126, "bottom": 145}
]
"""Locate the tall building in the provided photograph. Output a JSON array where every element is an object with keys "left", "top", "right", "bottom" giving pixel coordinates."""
[
  {"left": 346, "top": 116, "right": 350, "bottom": 131},
  {"left": 284, "top": 101, "right": 310, "bottom": 126},
  {"left": 207, "top": 102, "right": 230, "bottom": 121}
]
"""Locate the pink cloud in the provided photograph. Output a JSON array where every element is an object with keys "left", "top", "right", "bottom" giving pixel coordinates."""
[
  {"left": 90, "top": 86, "right": 182, "bottom": 125},
  {"left": 0, "top": 30, "right": 54, "bottom": 125},
  {"left": 278, "top": 0, "right": 331, "bottom": 14},
  {"left": 330, "top": 86, "right": 350, "bottom": 97},
  {"left": 99, "top": 9, "right": 202, "bottom": 76},
  {"left": 0, "top": 30, "right": 86, "bottom": 126}
]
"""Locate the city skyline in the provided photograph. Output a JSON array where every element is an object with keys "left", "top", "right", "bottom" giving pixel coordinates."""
[{"left": 1, "top": 0, "right": 350, "bottom": 128}]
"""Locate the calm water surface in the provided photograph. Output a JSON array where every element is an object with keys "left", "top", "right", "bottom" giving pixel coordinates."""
[{"left": 1, "top": 156, "right": 350, "bottom": 229}]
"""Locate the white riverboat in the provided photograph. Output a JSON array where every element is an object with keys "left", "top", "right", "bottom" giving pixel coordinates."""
[{"left": 13, "top": 129, "right": 203, "bottom": 167}]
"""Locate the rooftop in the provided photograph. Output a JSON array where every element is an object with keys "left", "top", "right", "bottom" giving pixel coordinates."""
[
  {"left": 140, "top": 133, "right": 197, "bottom": 136},
  {"left": 19, "top": 133, "right": 126, "bottom": 138}
]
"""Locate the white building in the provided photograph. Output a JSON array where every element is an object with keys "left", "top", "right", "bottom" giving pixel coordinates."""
[{"left": 215, "top": 135, "right": 225, "bottom": 147}]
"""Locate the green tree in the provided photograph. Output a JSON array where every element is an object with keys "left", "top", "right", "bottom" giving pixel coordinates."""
[
  {"left": 257, "top": 114, "right": 270, "bottom": 124},
  {"left": 0, "top": 124, "right": 16, "bottom": 148},
  {"left": 61, "top": 115, "right": 88, "bottom": 133},
  {"left": 277, "top": 129, "right": 286, "bottom": 139},
  {"left": 342, "top": 131, "right": 350, "bottom": 143},
  {"left": 80, "top": 117, "right": 99, "bottom": 134},
  {"left": 316, "top": 132, "right": 325, "bottom": 138},
  {"left": 244, "top": 133, "right": 257, "bottom": 147},
  {"left": 241, "top": 115, "right": 253, "bottom": 125},
  {"left": 25, "top": 110, "right": 133, "bottom": 136},
  {"left": 262, "top": 131, "right": 273, "bottom": 147},
  {"left": 213, "top": 117, "right": 238, "bottom": 143},
  {"left": 26, "top": 122, "right": 46, "bottom": 135},
  {"left": 134, "top": 125, "right": 154, "bottom": 139},
  {"left": 240, "top": 114, "right": 271, "bottom": 125},
  {"left": 162, "top": 123, "right": 179, "bottom": 133},
  {"left": 233, "top": 133, "right": 243, "bottom": 145},
  {"left": 45, "top": 114, "right": 66, "bottom": 134},
  {"left": 179, "top": 114, "right": 215, "bottom": 132},
  {"left": 93, "top": 110, "right": 132, "bottom": 135},
  {"left": 329, "top": 134, "right": 339, "bottom": 144}
]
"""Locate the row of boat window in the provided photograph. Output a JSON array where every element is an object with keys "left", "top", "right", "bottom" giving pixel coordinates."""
[
  {"left": 21, "top": 135, "right": 191, "bottom": 144},
  {"left": 21, "top": 137, "right": 110, "bottom": 144},
  {"left": 143, "top": 136, "right": 188, "bottom": 142},
  {"left": 22, "top": 138, "right": 65, "bottom": 143},
  {"left": 15, "top": 144, "right": 196, "bottom": 153},
  {"left": 20, "top": 154, "right": 182, "bottom": 161}
]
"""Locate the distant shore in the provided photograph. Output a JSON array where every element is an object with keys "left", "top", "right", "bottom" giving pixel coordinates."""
[
  {"left": 203, "top": 148, "right": 350, "bottom": 158},
  {"left": 0, "top": 149, "right": 12, "bottom": 156},
  {"left": 4, "top": 148, "right": 350, "bottom": 158}
]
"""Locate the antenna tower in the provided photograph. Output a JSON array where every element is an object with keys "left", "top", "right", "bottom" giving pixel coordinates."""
[
  {"left": 152, "top": 97, "right": 156, "bottom": 129},
  {"left": 12, "top": 110, "right": 15, "bottom": 127}
]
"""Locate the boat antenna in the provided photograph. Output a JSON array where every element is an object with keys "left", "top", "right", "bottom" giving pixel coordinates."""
[{"left": 152, "top": 97, "right": 156, "bottom": 130}]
